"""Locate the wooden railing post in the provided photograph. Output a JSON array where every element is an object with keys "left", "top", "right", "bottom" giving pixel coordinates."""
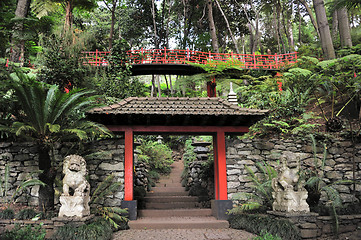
[
  {"left": 164, "top": 47, "right": 167, "bottom": 64},
  {"left": 95, "top": 49, "right": 98, "bottom": 66},
  {"left": 253, "top": 52, "right": 256, "bottom": 69}
]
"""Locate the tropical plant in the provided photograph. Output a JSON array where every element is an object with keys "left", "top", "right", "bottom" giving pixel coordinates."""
[
  {"left": 0, "top": 71, "right": 112, "bottom": 210},
  {"left": 305, "top": 135, "right": 352, "bottom": 208},
  {"left": 51, "top": 218, "right": 112, "bottom": 240},
  {"left": 0, "top": 164, "right": 45, "bottom": 205},
  {"left": 137, "top": 140, "right": 173, "bottom": 174},
  {"left": 229, "top": 161, "right": 278, "bottom": 213},
  {"left": 89, "top": 174, "right": 128, "bottom": 230},
  {"left": 0, "top": 223, "right": 46, "bottom": 240},
  {"left": 253, "top": 230, "right": 282, "bottom": 240}
]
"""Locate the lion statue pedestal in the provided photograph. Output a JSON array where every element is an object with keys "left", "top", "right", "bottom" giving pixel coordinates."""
[{"left": 59, "top": 155, "right": 90, "bottom": 218}]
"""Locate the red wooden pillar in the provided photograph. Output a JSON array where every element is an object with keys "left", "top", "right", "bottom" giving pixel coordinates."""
[
  {"left": 213, "top": 135, "right": 219, "bottom": 200},
  {"left": 124, "top": 128, "right": 134, "bottom": 201},
  {"left": 214, "top": 131, "right": 228, "bottom": 200}
]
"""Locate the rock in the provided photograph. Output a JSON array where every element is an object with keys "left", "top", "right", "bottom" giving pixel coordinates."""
[{"left": 99, "top": 162, "right": 124, "bottom": 171}]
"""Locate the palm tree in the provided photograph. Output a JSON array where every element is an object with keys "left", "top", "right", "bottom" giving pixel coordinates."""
[{"left": 1, "top": 72, "right": 112, "bottom": 210}]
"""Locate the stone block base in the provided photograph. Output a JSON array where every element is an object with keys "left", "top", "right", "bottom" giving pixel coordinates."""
[
  {"left": 211, "top": 200, "right": 233, "bottom": 220},
  {"left": 121, "top": 200, "right": 137, "bottom": 220}
]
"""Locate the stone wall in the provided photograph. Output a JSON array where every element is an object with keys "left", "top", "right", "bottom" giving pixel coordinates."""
[
  {"left": 0, "top": 138, "right": 125, "bottom": 208},
  {"left": 226, "top": 138, "right": 361, "bottom": 203}
]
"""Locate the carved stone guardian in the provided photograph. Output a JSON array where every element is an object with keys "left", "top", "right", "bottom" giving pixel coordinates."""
[
  {"left": 59, "top": 155, "right": 90, "bottom": 217},
  {"left": 271, "top": 156, "right": 309, "bottom": 213}
]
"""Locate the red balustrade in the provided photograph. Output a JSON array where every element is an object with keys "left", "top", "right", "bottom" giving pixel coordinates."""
[{"left": 82, "top": 48, "right": 297, "bottom": 70}]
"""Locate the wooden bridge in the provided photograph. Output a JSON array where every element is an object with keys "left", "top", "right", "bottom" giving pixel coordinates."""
[{"left": 82, "top": 48, "right": 297, "bottom": 75}]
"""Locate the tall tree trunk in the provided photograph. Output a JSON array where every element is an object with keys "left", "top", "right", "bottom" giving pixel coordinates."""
[
  {"left": 64, "top": 0, "right": 74, "bottom": 34},
  {"left": 151, "top": 0, "right": 159, "bottom": 48},
  {"left": 10, "top": 0, "right": 31, "bottom": 65},
  {"left": 276, "top": 1, "right": 286, "bottom": 53},
  {"left": 169, "top": 75, "right": 174, "bottom": 96},
  {"left": 156, "top": 75, "right": 161, "bottom": 97},
  {"left": 214, "top": 0, "right": 239, "bottom": 53},
  {"left": 207, "top": 0, "right": 219, "bottom": 53},
  {"left": 181, "top": 0, "right": 189, "bottom": 48},
  {"left": 298, "top": 0, "right": 320, "bottom": 39},
  {"left": 108, "top": 0, "right": 117, "bottom": 50},
  {"left": 313, "top": 0, "right": 336, "bottom": 59},
  {"left": 38, "top": 145, "right": 55, "bottom": 211},
  {"left": 337, "top": 7, "right": 352, "bottom": 47},
  {"left": 331, "top": 10, "right": 338, "bottom": 41},
  {"left": 248, "top": 23, "right": 255, "bottom": 53},
  {"left": 298, "top": 1, "right": 302, "bottom": 44}
]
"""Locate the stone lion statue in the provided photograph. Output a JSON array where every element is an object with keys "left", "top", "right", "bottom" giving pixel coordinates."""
[
  {"left": 62, "top": 155, "right": 90, "bottom": 197},
  {"left": 59, "top": 155, "right": 90, "bottom": 217},
  {"left": 271, "top": 155, "right": 309, "bottom": 213}
]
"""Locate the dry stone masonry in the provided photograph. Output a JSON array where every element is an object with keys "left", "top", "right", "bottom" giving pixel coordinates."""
[{"left": 226, "top": 138, "right": 361, "bottom": 203}]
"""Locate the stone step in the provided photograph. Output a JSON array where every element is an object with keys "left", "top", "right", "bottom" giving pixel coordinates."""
[
  {"left": 151, "top": 187, "right": 186, "bottom": 193},
  {"left": 155, "top": 182, "right": 183, "bottom": 187},
  {"left": 129, "top": 217, "right": 229, "bottom": 229},
  {"left": 138, "top": 208, "right": 212, "bottom": 218},
  {"left": 145, "top": 201, "right": 199, "bottom": 209},
  {"left": 147, "top": 191, "right": 189, "bottom": 196},
  {"left": 144, "top": 196, "right": 198, "bottom": 203}
]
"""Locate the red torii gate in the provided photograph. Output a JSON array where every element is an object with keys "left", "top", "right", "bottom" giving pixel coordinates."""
[{"left": 87, "top": 97, "right": 268, "bottom": 220}]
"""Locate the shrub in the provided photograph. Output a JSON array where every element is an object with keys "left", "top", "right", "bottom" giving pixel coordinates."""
[
  {"left": 0, "top": 223, "right": 46, "bottom": 240},
  {"left": 137, "top": 141, "right": 173, "bottom": 174},
  {"left": 229, "top": 213, "right": 301, "bottom": 240},
  {"left": 51, "top": 218, "right": 113, "bottom": 240},
  {"left": 0, "top": 208, "right": 15, "bottom": 219},
  {"left": 16, "top": 208, "right": 38, "bottom": 220},
  {"left": 254, "top": 230, "right": 282, "bottom": 240}
]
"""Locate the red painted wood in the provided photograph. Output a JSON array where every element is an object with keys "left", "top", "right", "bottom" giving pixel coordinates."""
[
  {"left": 81, "top": 49, "right": 298, "bottom": 70},
  {"left": 213, "top": 136, "right": 219, "bottom": 200},
  {"left": 216, "top": 131, "right": 228, "bottom": 200},
  {"left": 107, "top": 125, "right": 249, "bottom": 134},
  {"left": 124, "top": 128, "right": 134, "bottom": 201}
]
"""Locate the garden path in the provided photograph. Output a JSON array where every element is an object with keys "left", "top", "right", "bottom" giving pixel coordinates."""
[{"left": 112, "top": 159, "right": 256, "bottom": 239}]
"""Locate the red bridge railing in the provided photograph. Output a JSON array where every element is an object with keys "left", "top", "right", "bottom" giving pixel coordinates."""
[{"left": 81, "top": 48, "right": 297, "bottom": 70}]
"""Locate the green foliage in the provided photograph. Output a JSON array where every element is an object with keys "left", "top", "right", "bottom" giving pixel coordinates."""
[
  {"left": 89, "top": 174, "right": 128, "bottom": 230},
  {"left": 97, "top": 39, "right": 147, "bottom": 100},
  {"left": 37, "top": 34, "right": 96, "bottom": 90},
  {"left": 137, "top": 141, "right": 173, "bottom": 174},
  {"left": 0, "top": 208, "right": 15, "bottom": 219},
  {"left": 253, "top": 230, "right": 282, "bottom": 240},
  {"left": 305, "top": 135, "right": 352, "bottom": 208},
  {"left": 229, "top": 162, "right": 277, "bottom": 213},
  {"left": 229, "top": 214, "right": 301, "bottom": 240},
  {"left": 16, "top": 208, "right": 38, "bottom": 220},
  {"left": 0, "top": 223, "right": 46, "bottom": 240},
  {"left": 182, "top": 139, "right": 196, "bottom": 167},
  {"left": 2, "top": 71, "right": 112, "bottom": 145},
  {"left": 51, "top": 218, "right": 113, "bottom": 240}
]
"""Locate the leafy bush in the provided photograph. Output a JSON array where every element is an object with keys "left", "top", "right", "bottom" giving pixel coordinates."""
[
  {"left": 137, "top": 141, "right": 173, "bottom": 174},
  {"left": 0, "top": 208, "right": 15, "bottom": 219},
  {"left": 51, "top": 218, "right": 112, "bottom": 240},
  {"left": 0, "top": 223, "right": 46, "bottom": 240},
  {"left": 229, "top": 162, "right": 277, "bottom": 214},
  {"left": 89, "top": 174, "right": 128, "bottom": 230},
  {"left": 16, "top": 208, "right": 38, "bottom": 220},
  {"left": 253, "top": 230, "right": 282, "bottom": 240},
  {"left": 229, "top": 214, "right": 301, "bottom": 240}
]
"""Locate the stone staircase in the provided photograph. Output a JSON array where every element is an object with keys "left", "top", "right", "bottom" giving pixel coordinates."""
[{"left": 129, "top": 160, "right": 229, "bottom": 229}]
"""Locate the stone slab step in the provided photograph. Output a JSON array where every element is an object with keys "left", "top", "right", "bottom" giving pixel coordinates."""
[
  {"left": 144, "top": 196, "right": 198, "bottom": 203},
  {"left": 129, "top": 217, "right": 229, "bottom": 229},
  {"left": 138, "top": 208, "right": 212, "bottom": 218},
  {"left": 155, "top": 182, "right": 183, "bottom": 187},
  {"left": 147, "top": 191, "right": 189, "bottom": 196},
  {"left": 151, "top": 187, "right": 186, "bottom": 192},
  {"left": 145, "top": 201, "right": 199, "bottom": 209}
]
